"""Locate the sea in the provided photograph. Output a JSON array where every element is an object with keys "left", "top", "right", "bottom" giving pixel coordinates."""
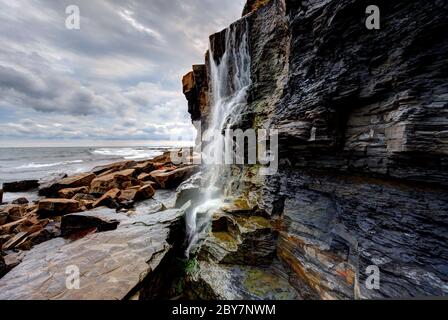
[{"left": 0, "top": 146, "right": 172, "bottom": 203}]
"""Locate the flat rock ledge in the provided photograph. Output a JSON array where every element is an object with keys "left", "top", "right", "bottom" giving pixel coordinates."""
[{"left": 0, "top": 206, "right": 185, "bottom": 300}]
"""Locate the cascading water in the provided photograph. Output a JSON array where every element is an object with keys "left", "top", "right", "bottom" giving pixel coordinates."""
[{"left": 185, "top": 19, "right": 251, "bottom": 258}]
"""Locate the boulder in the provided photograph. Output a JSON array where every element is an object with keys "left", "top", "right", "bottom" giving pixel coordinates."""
[
  {"left": 0, "top": 204, "right": 25, "bottom": 222},
  {"left": 118, "top": 184, "right": 155, "bottom": 204},
  {"left": 78, "top": 200, "right": 94, "bottom": 211},
  {"left": 1, "top": 252, "right": 25, "bottom": 276},
  {"left": 72, "top": 193, "right": 97, "bottom": 201},
  {"left": 150, "top": 165, "right": 199, "bottom": 189},
  {"left": 39, "top": 173, "right": 96, "bottom": 197},
  {"left": 138, "top": 184, "right": 156, "bottom": 200},
  {"left": 90, "top": 169, "right": 137, "bottom": 195},
  {"left": 0, "top": 218, "right": 27, "bottom": 235},
  {"left": 137, "top": 172, "right": 152, "bottom": 181},
  {"left": 61, "top": 208, "right": 124, "bottom": 236},
  {"left": 143, "top": 181, "right": 159, "bottom": 190},
  {"left": 2, "top": 180, "right": 39, "bottom": 192},
  {"left": 133, "top": 161, "right": 156, "bottom": 173},
  {"left": 2, "top": 232, "right": 28, "bottom": 251},
  {"left": 12, "top": 198, "right": 29, "bottom": 205},
  {"left": 37, "top": 199, "right": 80, "bottom": 218},
  {"left": 58, "top": 187, "right": 89, "bottom": 199},
  {"left": 92, "top": 188, "right": 121, "bottom": 209},
  {"left": 0, "top": 213, "right": 7, "bottom": 226},
  {"left": 17, "top": 220, "right": 60, "bottom": 250},
  {"left": 15, "top": 216, "right": 48, "bottom": 234},
  {"left": 117, "top": 188, "right": 139, "bottom": 203}
]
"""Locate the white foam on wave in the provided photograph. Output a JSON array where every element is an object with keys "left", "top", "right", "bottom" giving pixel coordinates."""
[
  {"left": 91, "top": 148, "right": 163, "bottom": 160},
  {"left": 15, "top": 160, "right": 84, "bottom": 169}
]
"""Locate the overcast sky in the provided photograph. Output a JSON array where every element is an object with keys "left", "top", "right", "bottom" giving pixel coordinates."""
[{"left": 0, "top": 0, "right": 244, "bottom": 147}]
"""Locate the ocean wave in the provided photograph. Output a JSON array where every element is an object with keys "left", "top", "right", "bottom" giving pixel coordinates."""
[
  {"left": 91, "top": 148, "right": 162, "bottom": 160},
  {"left": 15, "top": 160, "right": 84, "bottom": 169}
]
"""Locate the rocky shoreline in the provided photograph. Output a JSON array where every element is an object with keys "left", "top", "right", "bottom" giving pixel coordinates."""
[
  {"left": 1, "top": 0, "right": 447, "bottom": 300},
  {"left": 0, "top": 149, "right": 199, "bottom": 298}
]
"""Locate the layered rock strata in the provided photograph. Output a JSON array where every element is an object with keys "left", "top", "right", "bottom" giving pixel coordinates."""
[{"left": 183, "top": 0, "right": 448, "bottom": 299}]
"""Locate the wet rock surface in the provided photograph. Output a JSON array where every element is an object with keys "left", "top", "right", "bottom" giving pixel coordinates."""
[
  {"left": 188, "top": 260, "right": 300, "bottom": 300},
  {"left": 0, "top": 206, "right": 186, "bottom": 300},
  {"left": 0, "top": 150, "right": 194, "bottom": 298},
  {"left": 183, "top": 0, "right": 448, "bottom": 300}
]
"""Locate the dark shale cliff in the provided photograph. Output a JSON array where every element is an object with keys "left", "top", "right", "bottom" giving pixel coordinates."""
[{"left": 183, "top": 0, "right": 448, "bottom": 299}]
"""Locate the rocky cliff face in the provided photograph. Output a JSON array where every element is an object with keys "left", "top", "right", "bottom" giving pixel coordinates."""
[{"left": 183, "top": 0, "right": 448, "bottom": 299}]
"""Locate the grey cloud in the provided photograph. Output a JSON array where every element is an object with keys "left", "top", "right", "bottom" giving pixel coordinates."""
[{"left": 0, "top": 0, "right": 244, "bottom": 143}]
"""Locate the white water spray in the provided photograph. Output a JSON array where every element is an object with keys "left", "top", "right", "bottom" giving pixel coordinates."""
[{"left": 185, "top": 19, "right": 251, "bottom": 258}]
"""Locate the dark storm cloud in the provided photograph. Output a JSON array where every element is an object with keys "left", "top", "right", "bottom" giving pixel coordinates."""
[{"left": 0, "top": 0, "right": 244, "bottom": 143}]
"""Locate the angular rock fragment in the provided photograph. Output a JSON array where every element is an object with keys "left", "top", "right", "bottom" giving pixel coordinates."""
[
  {"left": 2, "top": 232, "right": 28, "bottom": 251},
  {"left": 150, "top": 165, "right": 198, "bottom": 189},
  {"left": 37, "top": 199, "right": 80, "bottom": 217},
  {"left": 118, "top": 188, "right": 139, "bottom": 203},
  {"left": 72, "top": 193, "right": 97, "bottom": 201},
  {"left": 0, "top": 213, "right": 7, "bottom": 226},
  {"left": 3, "top": 180, "right": 39, "bottom": 192},
  {"left": 0, "top": 204, "right": 25, "bottom": 223},
  {"left": 133, "top": 161, "right": 156, "bottom": 173},
  {"left": 0, "top": 218, "right": 27, "bottom": 235},
  {"left": 2, "top": 251, "right": 25, "bottom": 274},
  {"left": 90, "top": 169, "right": 137, "bottom": 195},
  {"left": 61, "top": 208, "right": 123, "bottom": 236},
  {"left": 92, "top": 188, "right": 121, "bottom": 209},
  {"left": 137, "top": 172, "right": 152, "bottom": 181},
  {"left": 39, "top": 173, "right": 96, "bottom": 197},
  {"left": 12, "top": 198, "right": 29, "bottom": 205},
  {"left": 58, "top": 187, "right": 89, "bottom": 199}
]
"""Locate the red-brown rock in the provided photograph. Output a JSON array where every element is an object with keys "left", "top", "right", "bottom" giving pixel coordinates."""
[
  {"left": 90, "top": 169, "right": 137, "bottom": 195},
  {"left": 150, "top": 165, "right": 199, "bottom": 189},
  {"left": 39, "top": 173, "right": 96, "bottom": 197},
  {"left": 58, "top": 187, "right": 89, "bottom": 199},
  {"left": 37, "top": 199, "right": 80, "bottom": 217},
  {"left": 0, "top": 204, "right": 25, "bottom": 223},
  {"left": 92, "top": 188, "right": 121, "bottom": 209}
]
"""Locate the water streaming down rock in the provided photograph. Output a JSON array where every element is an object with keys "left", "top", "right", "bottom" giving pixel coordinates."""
[{"left": 185, "top": 19, "right": 251, "bottom": 258}]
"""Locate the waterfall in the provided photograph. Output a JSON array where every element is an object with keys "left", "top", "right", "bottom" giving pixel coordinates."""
[{"left": 185, "top": 19, "right": 251, "bottom": 258}]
